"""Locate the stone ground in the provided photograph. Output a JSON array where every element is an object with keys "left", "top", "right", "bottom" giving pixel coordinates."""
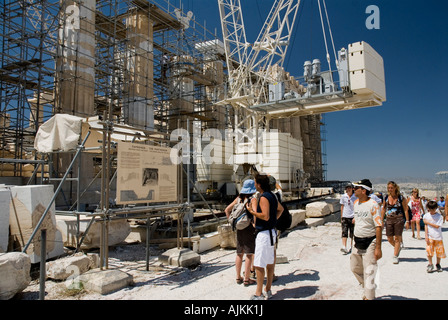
[{"left": 17, "top": 219, "right": 448, "bottom": 302}]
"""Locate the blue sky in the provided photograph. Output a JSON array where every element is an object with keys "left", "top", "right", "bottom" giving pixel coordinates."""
[{"left": 181, "top": 0, "right": 448, "bottom": 181}]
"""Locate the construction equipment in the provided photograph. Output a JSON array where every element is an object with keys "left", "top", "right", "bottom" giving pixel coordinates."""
[
  {"left": 218, "top": 0, "right": 300, "bottom": 110},
  {"left": 217, "top": 0, "right": 386, "bottom": 191},
  {"left": 218, "top": 0, "right": 386, "bottom": 120}
]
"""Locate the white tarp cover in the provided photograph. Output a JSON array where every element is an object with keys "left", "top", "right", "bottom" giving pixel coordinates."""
[
  {"left": 34, "top": 114, "right": 83, "bottom": 153},
  {"left": 34, "top": 114, "right": 151, "bottom": 153}
]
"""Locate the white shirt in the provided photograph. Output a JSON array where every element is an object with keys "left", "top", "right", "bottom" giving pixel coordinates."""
[
  {"left": 353, "top": 198, "right": 382, "bottom": 238},
  {"left": 340, "top": 193, "right": 356, "bottom": 218},
  {"left": 423, "top": 212, "right": 444, "bottom": 241},
  {"left": 369, "top": 194, "right": 382, "bottom": 204},
  {"left": 421, "top": 199, "right": 428, "bottom": 214}
]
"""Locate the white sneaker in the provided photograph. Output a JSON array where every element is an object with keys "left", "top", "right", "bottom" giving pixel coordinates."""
[
  {"left": 264, "top": 290, "right": 272, "bottom": 299},
  {"left": 392, "top": 256, "right": 399, "bottom": 264}
]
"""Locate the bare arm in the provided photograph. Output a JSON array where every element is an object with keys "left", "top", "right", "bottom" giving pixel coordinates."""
[
  {"left": 444, "top": 196, "right": 447, "bottom": 222},
  {"left": 419, "top": 200, "right": 425, "bottom": 213},
  {"left": 224, "top": 198, "right": 237, "bottom": 219},
  {"left": 246, "top": 196, "right": 270, "bottom": 221},
  {"left": 424, "top": 219, "right": 440, "bottom": 229},
  {"left": 250, "top": 197, "right": 257, "bottom": 226},
  {"left": 375, "top": 226, "right": 382, "bottom": 261},
  {"left": 403, "top": 198, "right": 410, "bottom": 223},
  {"left": 256, "top": 197, "right": 270, "bottom": 221}
]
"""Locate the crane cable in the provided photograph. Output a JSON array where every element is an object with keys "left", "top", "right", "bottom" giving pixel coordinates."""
[
  {"left": 322, "top": 0, "right": 339, "bottom": 70},
  {"left": 317, "top": 0, "right": 338, "bottom": 79}
]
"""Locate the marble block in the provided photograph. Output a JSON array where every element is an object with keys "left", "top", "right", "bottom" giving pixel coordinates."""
[
  {"left": 0, "top": 252, "right": 31, "bottom": 300},
  {"left": 305, "top": 201, "right": 331, "bottom": 218},
  {"left": 56, "top": 215, "right": 131, "bottom": 249},
  {"left": 9, "top": 185, "right": 64, "bottom": 263}
]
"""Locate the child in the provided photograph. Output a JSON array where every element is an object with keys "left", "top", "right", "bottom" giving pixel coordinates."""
[{"left": 423, "top": 201, "right": 446, "bottom": 273}]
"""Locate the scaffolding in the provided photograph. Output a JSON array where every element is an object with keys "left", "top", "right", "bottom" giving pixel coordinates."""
[
  {"left": 0, "top": 0, "right": 333, "bottom": 275},
  {"left": 0, "top": 0, "right": 234, "bottom": 269},
  {"left": 0, "top": 0, "right": 328, "bottom": 192},
  {"left": 0, "top": 0, "right": 57, "bottom": 179},
  {"left": 0, "top": 0, "right": 229, "bottom": 177}
]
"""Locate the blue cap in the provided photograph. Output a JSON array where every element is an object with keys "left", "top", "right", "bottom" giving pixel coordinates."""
[{"left": 240, "top": 179, "right": 256, "bottom": 194}]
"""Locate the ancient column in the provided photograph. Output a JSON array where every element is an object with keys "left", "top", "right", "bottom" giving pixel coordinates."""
[{"left": 55, "top": 0, "right": 96, "bottom": 117}]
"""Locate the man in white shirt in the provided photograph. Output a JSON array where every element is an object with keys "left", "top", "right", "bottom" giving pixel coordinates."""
[
  {"left": 340, "top": 184, "right": 356, "bottom": 254},
  {"left": 350, "top": 179, "right": 383, "bottom": 300}
]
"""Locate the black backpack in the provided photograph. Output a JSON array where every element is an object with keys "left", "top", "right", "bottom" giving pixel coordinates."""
[{"left": 274, "top": 193, "right": 292, "bottom": 233}]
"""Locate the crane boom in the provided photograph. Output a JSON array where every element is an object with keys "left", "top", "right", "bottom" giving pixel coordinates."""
[
  {"left": 217, "top": 0, "right": 249, "bottom": 77},
  {"left": 246, "top": 0, "right": 300, "bottom": 104},
  {"left": 218, "top": 0, "right": 300, "bottom": 109},
  {"left": 25, "top": 0, "right": 58, "bottom": 53}
]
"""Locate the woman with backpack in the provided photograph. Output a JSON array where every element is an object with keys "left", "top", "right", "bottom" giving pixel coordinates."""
[
  {"left": 245, "top": 173, "right": 284, "bottom": 300},
  {"left": 381, "top": 181, "right": 410, "bottom": 264},
  {"left": 225, "top": 179, "right": 257, "bottom": 286}
]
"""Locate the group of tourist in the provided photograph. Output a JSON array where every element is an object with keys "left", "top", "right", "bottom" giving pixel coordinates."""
[
  {"left": 340, "top": 179, "right": 447, "bottom": 299},
  {"left": 224, "top": 173, "right": 284, "bottom": 300},
  {"left": 225, "top": 176, "right": 446, "bottom": 300}
]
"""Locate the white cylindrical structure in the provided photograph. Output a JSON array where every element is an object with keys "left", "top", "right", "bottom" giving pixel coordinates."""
[
  {"left": 56, "top": 0, "right": 96, "bottom": 117},
  {"left": 124, "top": 10, "right": 154, "bottom": 131}
]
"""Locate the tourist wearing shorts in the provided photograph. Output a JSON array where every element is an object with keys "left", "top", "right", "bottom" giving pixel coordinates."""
[
  {"left": 423, "top": 201, "right": 446, "bottom": 273},
  {"left": 245, "top": 173, "right": 283, "bottom": 300},
  {"left": 225, "top": 179, "right": 257, "bottom": 286},
  {"left": 381, "top": 181, "right": 409, "bottom": 264},
  {"left": 340, "top": 184, "right": 356, "bottom": 254},
  {"left": 409, "top": 188, "right": 425, "bottom": 239}
]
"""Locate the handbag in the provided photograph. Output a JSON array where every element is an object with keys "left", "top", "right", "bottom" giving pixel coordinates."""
[{"left": 354, "top": 236, "right": 376, "bottom": 250}]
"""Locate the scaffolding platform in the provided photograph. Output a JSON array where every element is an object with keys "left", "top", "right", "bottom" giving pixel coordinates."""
[{"left": 250, "top": 91, "right": 383, "bottom": 119}]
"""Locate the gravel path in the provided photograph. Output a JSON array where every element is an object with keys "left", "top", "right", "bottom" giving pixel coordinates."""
[{"left": 20, "top": 221, "right": 448, "bottom": 301}]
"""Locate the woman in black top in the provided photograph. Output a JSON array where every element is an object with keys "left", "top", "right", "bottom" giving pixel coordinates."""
[{"left": 381, "top": 181, "right": 409, "bottom": 264}]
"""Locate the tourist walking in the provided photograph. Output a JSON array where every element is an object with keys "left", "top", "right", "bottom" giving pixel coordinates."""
[
  {"left": 423, "top": 200, "right": 446, "bottom": 272},
  {"left": 245, "top": 174, "right": 284, "bottom": 300},
  {"left": 445, "top": 194, "right": 447, "bottom": 223},
  {"left": 381, "top": 181, "right": 410, "bottom": 264},
  {"left": 409, "top": 188, "right": 425, "bottom": 239},
  {"left": 340, "top": 184, "right": 356, "bottom": 254},
  {"left": 421, "top": 196, "right": 428, "bottom": 215},
  {"left": 438, "top": 196, "right": 445, "bottom": 223},
  {"left": 350, "top": 179, "right": 382, "bottom": 300},
  {"left": 224, "top": 179, "right": 257, "bottom": 286}
]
